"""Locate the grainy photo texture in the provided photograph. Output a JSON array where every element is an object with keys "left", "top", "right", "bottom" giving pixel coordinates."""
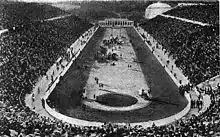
[{"left": 0, "top": 0, "right": 219, "bottom": 136}]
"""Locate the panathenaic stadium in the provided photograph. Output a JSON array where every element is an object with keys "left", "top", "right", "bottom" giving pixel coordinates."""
[{"left": 0, "top": 1, "right": 219, "bottom": 137}]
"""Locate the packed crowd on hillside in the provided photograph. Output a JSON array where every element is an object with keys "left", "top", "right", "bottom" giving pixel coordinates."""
[
  {"left": 0, "top": 2, "right": 67, "bottom": 29},
  {"left": 140, "top": 15, "right": 219, "bottom": 85},
  {"left": 165, "top": 3, "right": 219, "bottom": 25},
  {"left": 0, "top": 2, "right": 220, "bottom": 137},
  {"left": 1, "top": 84, "right": 219, "bottom": 136},
  {"left": 0, "top": 14, "right": 93, "bottom": 136},
  {"left": 0, "top": 15, "right": 91, "bottom": 102},
  {"left": 1, "top": 24, "right": 220, "bottom": 137}
]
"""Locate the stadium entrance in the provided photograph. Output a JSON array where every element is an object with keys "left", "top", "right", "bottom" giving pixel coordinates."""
[{"left": 99, "top": 18, "right": 134, "bottom": 28}]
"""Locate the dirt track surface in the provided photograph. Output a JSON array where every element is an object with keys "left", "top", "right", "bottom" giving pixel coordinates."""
[
  {"left": 47, "top": 27, "right": 187, "bottom": 123},
  {"left": 83, "top": 28, "right": 149, "bottom": 111}
]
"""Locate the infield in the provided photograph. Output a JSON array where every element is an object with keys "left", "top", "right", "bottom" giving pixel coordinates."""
[{"left": 96, "top": 93, "right": 138, "bottom": 107}]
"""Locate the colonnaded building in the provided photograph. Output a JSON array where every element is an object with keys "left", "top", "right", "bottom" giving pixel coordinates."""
[{"left": 98, "top": 18, "right": 134, "bottom": 27}]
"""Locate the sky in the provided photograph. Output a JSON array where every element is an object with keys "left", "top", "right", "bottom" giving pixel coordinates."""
[
  {"left": 18, "top": 0, "right": 127, "bottom": 2},
  {"left": 17, "top": 0, "right": 219, "bottom": 3}
]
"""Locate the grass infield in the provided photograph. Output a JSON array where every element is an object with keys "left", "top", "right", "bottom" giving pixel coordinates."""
[{"left": 96, "top": 93, "right": 138, "bottom": 107}]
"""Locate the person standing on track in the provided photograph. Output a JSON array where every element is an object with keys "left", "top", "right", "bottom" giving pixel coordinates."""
[
  {"left": 41, "top": 98, "right": 45, "bottom": 109},
  {"left": 32, "top": 93, "right": 35, "bottom": 109}
]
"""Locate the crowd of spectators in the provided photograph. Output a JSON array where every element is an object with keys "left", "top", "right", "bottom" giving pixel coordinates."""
[
  {"left": 0, "top": 2, "right": 67, "bottom": 29},
  {"left": 0, "top": 14, "right": 93, "bottom": 136},
  {"left": 134, "top": 12, "right": 219, "bottom": 136},
  {"left": 0, "top": 14, "right": 91, "bottom": 102},
  {"left": 140, "top": 15, "right": 219, "bottom": 85},
  {"left": 165, "top": 3, "right": 219, "bottom": 25},
  {"left": 1, "top": 84, "right": 219, "bottom": 136}
]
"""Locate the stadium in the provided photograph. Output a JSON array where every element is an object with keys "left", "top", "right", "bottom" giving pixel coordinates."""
[{"left": 0, "top": 0, "right": 219, "bottom": 136}]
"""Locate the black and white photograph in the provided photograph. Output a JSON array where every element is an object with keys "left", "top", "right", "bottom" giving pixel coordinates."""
[{"left": 0, "top": 0, "right": 219, "bottom": 136}]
